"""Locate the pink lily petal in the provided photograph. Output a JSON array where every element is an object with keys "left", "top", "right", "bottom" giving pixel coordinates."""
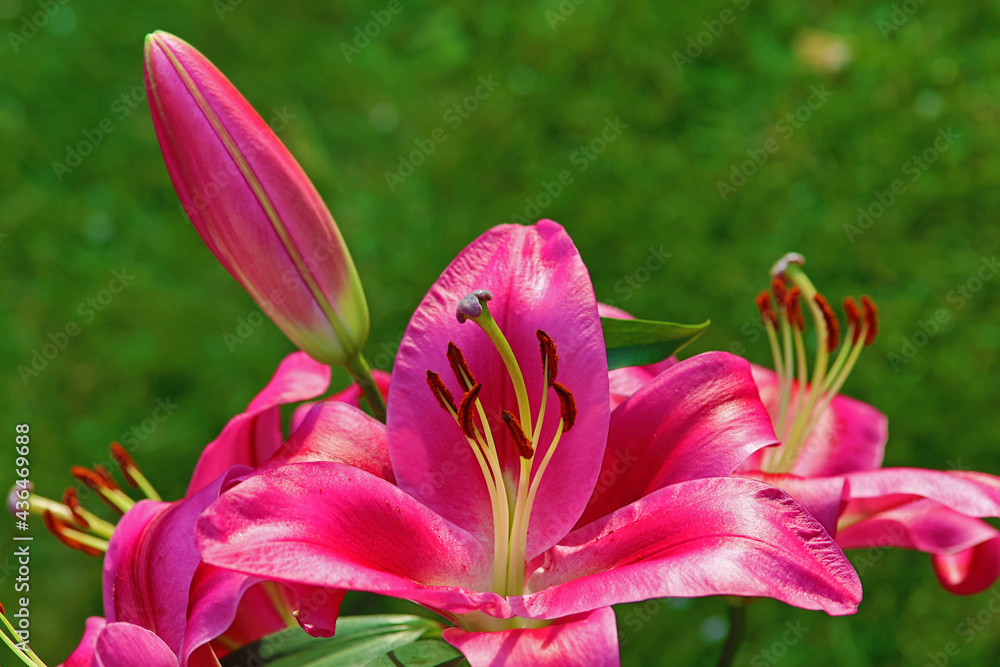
[
  {"left": 104, "top": 467, "right": 251, "bottom": 656},
  {"left": 145, "top": 33, "right": 369, "bottom": 364},
  {"left": 741, "top": 473, "right": 849, "bottom": 536},
  {"left": 197, "top": 461, "right": 511, "bottom": 618},
  {"left": 388, "top": 220, "right": 610, "bottom": 558},
  {"left": 933, "top": 535, "right": 1000, "bottom": 595},
  {"left": 289, "top": 369, "right": 390, "bottom": 433},
  {"left": 60, "top": 616, "right": 106, "bottom": 667},
  {"left": 839, "top": 468, "right": 1000, "bottom": 520},
  {"left": 187, "top": 352, "right": 331, "bottom": 496},
  {"left": 577, "top": 352, "right": 778, "bottom": 527},
  {"left": 264, "top": 401, "right": 394, "bottom": 483},
  {"left": 837, "top": 499, "right": 999, "bottom": 554},
  {"left": 519, "top": 477, "right": 861, "bottom": 619},
  {"left": 743, "top": 365, "right": 888, "bottom": 477},
  {"left": 185, "top": 564, "right": 343, "bottom": 661},
  {"left": 93, "top": 622, "right": 181, "bottom": 667},
  {"left": 443, "top": 607, "right": 620, "bottom": 667}
]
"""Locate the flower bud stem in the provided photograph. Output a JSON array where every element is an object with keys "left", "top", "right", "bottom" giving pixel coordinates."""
[{"left": 344, "top": 352, "right": 387, "bottom": 422}]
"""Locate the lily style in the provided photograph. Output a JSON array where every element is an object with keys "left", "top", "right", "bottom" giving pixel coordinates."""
[
  {"left": 12, "top": 353, "right": 362, "bottom": 667},
  {"left": 197, "top": 221, "right": 863, "bottom": 667},
  {"left": 609, "top": 253, "right": 1000, "bottom": 596},
  {"left": 144, "top": 31, "right": 385, "bottom": 419}
]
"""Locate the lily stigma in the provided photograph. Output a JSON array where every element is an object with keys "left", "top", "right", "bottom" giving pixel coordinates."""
[
  {"left": 754, "top": 253, "right": 879, "bottom": 474},
  {"left": 427, "top": 288, "right": 577, "bottom": 598}
]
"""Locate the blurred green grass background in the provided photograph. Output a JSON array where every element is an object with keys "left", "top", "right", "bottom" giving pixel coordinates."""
[{"left": 3, "top": 0, "right": 1000, "bottom": 664}]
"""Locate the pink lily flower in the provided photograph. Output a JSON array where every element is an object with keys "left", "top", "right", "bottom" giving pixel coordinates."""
[
  {"left": 144, "top": 31, "right": 369, "bottom": 368},
  {"left": 610, "top": 253, "right": 1000, "bottom": 596},
  {"left": 50, "top": 353, "right": 363, "bottom": 666},
  {"left": 197, "top": 221, "right": 862, "bottom": 666}
]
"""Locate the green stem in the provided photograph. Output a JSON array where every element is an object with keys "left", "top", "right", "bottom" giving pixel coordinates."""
[
  {"left": 716, "top": 604, "right": 747, "bottom": 667},
  {"left": 344, "top": 352, "right": 387, "bottom": 422}
]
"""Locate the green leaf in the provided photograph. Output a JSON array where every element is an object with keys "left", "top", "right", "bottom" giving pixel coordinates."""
[
  {"left": 601, "top": 316, "right": 710, "bottom": 370},
  {"left": 219, "top": 615, "right": 444, "bottom": 667},
  {"left": 364, "top": 639, "right": 465, "bottom": 666}
]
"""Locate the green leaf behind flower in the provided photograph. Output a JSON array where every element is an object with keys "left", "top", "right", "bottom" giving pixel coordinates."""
[{"left": 601, "top": 316, "right": 709, "bottom": 370}]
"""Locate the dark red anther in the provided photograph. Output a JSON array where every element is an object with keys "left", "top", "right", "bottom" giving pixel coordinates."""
[
  {"left": 426, "top": 370, "right": 458, "bottom": 414},
  {"left": 786, "top": 287, "right": 806, "bottom": 330},
  {"left": 71, "top": 466, "right": 124, "bottom": 515},
  {"left": 71, "top": 466, "right": 106, "bottom": 491},
  {"left": 552, "top": 382, "right": 577, "bottom": 432},
  {"left": 94, "top": 465, "right": 121, "bottom": 491},
  {"left": 813, "top": 294, "right": 840, "bottom": 352},
  {"left": 447, "top": 342, "right": 477, "bottom": 390},
  {"left": 42, "top": 510, "right": 102, "bottom": 557},
  {"left": 110, "top": 442, "right": 139, "bottom": 488},
  {"left": 62, "top": 488, "right": 90, "bottom": 528},
  {"left": 502, "top": 410, "right": 535, "bottom": 458},
  {"left": 843, "top": 297, "right": 862, "bottom": 345},
  {"left": 457, "top": 384, "right": 482, "bottom": 439},
  {"left": 771, "top": 278, "right": 788, "bottom": 307},
  {"left": 861, "top": 296, "right": 879, "bottom": 346},
  {"left": 755, "top": 290, "right": 778, "bottom": 327},
  {"left": 536, "top": 330, "right": 559, "bottom": 385}
]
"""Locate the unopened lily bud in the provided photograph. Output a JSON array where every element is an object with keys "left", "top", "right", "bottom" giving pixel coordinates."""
[{"left": 144, "top": 31, "right": 369, "bottom": 365}]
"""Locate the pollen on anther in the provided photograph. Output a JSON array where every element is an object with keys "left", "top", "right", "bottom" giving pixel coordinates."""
[
  {"left": 43, "top": 510, "right": 102, "bottom": 557},
  {"left": 426, "top": 370, "right": 458, "bottom": 413},
  {"left": 552, "top": 382, "right": 577, "bottom": 431},
  {"left": 94, "top": 465, "right": 122, "bottom": 491},
  {"left": 110, "top": 442, "right": 139, "bottom": 487},
  {"left": 502, "top": 410, "right": 535, "bottom": 458},
  {"left": 861, "top": 296, "right": 879, "bottom": 346},
  {"left": 62, "top": 488, "right": 90, "bottom": 528},
  {"left": 755, "top": 290, "right": 778, "bottom": 326},
  {"left": 843, "top": 297, "right": 862, "bottom": 345},
  {"left": 771, "top": 277, "right": 788, "bottom": 307},
  {"left": 814, "top": 294, "right": 840, "bottom": 352},
  {"left": 787, "top": 287, "right": 806, "bottom": 330},
  {"left": 457, "top": 384, "right": 483, "bottom": 439},
  {"left": 447, "top": 342, "right": 477, "bottom": 388},
  {"left": 536, "top": 330, "right": 559, "bottom": 385}
]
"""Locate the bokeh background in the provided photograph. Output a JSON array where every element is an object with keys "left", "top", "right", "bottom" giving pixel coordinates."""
[{"left": 3, "top": 0, "right": 1000, "bottom": 664}]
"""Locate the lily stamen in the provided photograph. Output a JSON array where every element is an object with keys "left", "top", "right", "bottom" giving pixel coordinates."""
[
  {"left": 761, "top": 254, "right": 881, "bottom": 473},
  {"left": 426, "top": 290, "right": 581, "bottom": 598},
  {"left": 110, "top": 442, "right": 163, "bottom": 501},
  {"left": 42, "top": 510, "right": 110, "bottom": 556},
  {"left": 71, "top": 466, "right": 135, "bottom": 515}
]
